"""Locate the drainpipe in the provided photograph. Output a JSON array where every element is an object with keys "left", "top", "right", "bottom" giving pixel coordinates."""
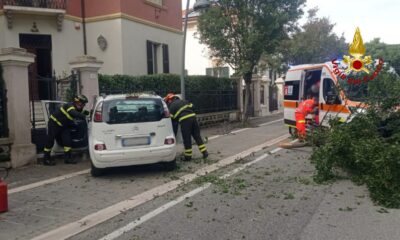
[{"left": 81, "top": 0, "right": 87, "bottom": 55}]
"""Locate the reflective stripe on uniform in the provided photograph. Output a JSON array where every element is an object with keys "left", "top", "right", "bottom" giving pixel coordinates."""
[
  {"left": 179, "top": 113, "right": 196, "bottom": 122},
  {"left": 50, "top": 115, "right": 63, "bottom": 126},
  {"left": 198, "top": 144, "right": 207, "bottom": 152},
  {"left": 297, "top": 120, "right": 306, "bottom": 123},
  {"left": 184, "top": 149, "right": 192, "bottom": 156},
  {"left": 44, "top": 148, "right": 52, "bottom": 152},
  {"left": 64, "top": 146, "right": 72, "bottom": 152},
  {"left": 66, "top": 106, "right": 75, "bottom": 112},
  {"left": 60, "top": 107, "right": 74, "bottom": 121},
  {"left": 173, "top": 104, "right": 193, "bottom": 119}
]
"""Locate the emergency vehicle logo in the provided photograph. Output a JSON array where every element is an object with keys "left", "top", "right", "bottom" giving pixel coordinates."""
[
  {"left": 343, "top": 27, "right": 373, "bottom": 74},
  {"left": 332, "top": 27, "right": 384, "bottom": 85}
]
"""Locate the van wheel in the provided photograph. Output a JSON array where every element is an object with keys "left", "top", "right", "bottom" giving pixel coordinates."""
[
  {"left": 91, "top": 163, "right": 105, "bottom": 177},
  {"left": 289, "top": 127, "right": 298, "bottom": 137},
  {"left": 164, "top": 160, "right": 177, "bottom": 171}
]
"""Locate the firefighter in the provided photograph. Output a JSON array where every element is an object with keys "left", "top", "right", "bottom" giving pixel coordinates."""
[
  {"left": 42, "top": 95, "right": 89, "bottom": 166},
  {"left": 164, "top": 93, "right": 208, "bottom": 161},
  {"left": 295, "top": 96, "right": 318, "bottom": 141}
]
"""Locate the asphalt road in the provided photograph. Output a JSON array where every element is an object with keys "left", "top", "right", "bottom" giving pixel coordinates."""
[{"left": 2, "top": 114, "right": 400, "bottom": 240}]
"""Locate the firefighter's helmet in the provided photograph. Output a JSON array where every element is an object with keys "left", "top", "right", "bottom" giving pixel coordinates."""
[
  {"left": 74, "top": 95, "right": 88, "bottom": 104},
  {"left": 164, "top": 93, "right": 180, "bottom": 104}
]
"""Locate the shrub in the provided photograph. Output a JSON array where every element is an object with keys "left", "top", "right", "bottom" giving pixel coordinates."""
[{"left": 311, "top": 70, "right": 400, "bottom": 208}]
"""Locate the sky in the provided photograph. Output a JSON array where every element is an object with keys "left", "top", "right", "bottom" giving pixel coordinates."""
[{"left": 182, "top": 0, "right": 400, "bottom": 44}]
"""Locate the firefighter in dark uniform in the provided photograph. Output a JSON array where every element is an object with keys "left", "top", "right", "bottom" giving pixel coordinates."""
[
  {"left": 164, "top": 93, "right": 208, "bottom": 161},
  {"left": 43, "top": 95, "right": 89, "bottom": 166}
]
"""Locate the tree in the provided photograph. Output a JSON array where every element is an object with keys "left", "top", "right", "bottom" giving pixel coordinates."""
[
  {"left": 196, "top": 0, "right": 305, "bottom": 121},
  {"left": 365, "top": 38, "right": 400, "bottom": 75},
  {"left": 284, "top": 8, "right": 347, "bottom": 65}
]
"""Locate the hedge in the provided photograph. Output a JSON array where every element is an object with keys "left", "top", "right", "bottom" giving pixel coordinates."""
[{"left": 98, "top": 74, "right": 238, "bottom": 114}]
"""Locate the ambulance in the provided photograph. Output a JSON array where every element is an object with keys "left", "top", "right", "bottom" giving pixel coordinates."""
[{"left": 283, "top": 62, "right": 367, "bottom": 134}]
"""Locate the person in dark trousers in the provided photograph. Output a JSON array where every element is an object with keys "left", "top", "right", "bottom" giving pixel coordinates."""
[
  {"left": 43, "top": 95, "right": 89, "bottom": 166},
  {"left": 164, "top": 93, "right": 208, "bottom": 161}
]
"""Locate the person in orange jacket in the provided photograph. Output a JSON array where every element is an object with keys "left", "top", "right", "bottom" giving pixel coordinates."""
[{"left": 295, "top": 96, "right": 318, "bottom": 141}]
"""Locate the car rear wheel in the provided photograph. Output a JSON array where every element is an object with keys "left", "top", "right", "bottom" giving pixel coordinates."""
[
  {"left": 163, "top": 159, "right": 177, "bottom": 171},
  {"left": 91, "top": 163, "right": 106, "bottom": 177}
]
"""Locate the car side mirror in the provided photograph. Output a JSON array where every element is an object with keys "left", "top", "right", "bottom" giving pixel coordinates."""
[{"left": 326, "top": 92, "right": 340, "bottom": 105}]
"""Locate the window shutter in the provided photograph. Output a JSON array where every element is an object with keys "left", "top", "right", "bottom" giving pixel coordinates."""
[
  {"left": 162, "top": 44, "right": 170, "bottom": 73},
  {"left": 147, "top": 40, "right": 154, "bottom": 74}
]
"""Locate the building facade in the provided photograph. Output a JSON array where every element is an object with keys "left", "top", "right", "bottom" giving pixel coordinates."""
[{"left": 0, "top": 0, "right": 182, "bottom": 100}]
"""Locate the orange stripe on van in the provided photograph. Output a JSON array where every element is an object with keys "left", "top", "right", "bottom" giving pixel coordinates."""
[
  {"left": 321, "top": 104, "right": 350, "bottom": 114},
  {"left": 284, "top": 101, "right": 297, "bottom": 108}
]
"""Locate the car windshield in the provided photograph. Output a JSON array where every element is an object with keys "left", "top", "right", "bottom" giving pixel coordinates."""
[{"left": 103, "top": 98, "right": 163, "bottom": 124}]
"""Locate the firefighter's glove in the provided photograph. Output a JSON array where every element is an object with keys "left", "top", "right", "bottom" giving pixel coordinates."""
[{"left": 83, "top": 110, "right": 90, "bottom": 116}]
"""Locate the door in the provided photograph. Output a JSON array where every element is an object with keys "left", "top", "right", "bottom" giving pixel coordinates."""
[
  {"left": 20, "top": 34, "right": 54, "bottom": 101},
  {"left": 319, "top": 78, "right": 348, "bottom": 127}
]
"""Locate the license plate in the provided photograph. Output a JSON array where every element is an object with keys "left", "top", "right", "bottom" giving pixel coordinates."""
[{"left": 122, "top": 137, "right": 150, "bottom": 147}]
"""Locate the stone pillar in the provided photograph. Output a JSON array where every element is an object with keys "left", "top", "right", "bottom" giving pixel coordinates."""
[
  {"left": 0, "top": 48, "right": 36, "bottom": 168},
  {"left": 69, "top": 56, "right": 103, "bottom": 109},
  {"left": 234, "top": 77, "right": 244, "bottom": 121},
  {"left": 252, "top": 74, "right": 262, "bottom": 117}
]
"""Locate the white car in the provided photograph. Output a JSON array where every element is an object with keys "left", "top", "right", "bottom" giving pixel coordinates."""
[{"left": 88, "top": 93, "right": 177, "bottom": 176}]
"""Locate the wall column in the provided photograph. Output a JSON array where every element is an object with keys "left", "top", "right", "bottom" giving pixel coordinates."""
[
  {"left": 69, "top": 56, "right": 103, "bottom": 109},
  {"left": 0, "top": 48, "right": 36, "bottom": 168}
]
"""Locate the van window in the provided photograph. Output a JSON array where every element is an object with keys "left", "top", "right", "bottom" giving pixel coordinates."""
[
  {"left": 323, "top": 78, "right": 341, "bottom": 103},
  {"left": 103, "top": 98, "right": 163, "bottom": 124},
  {"left": 284, "top": 81, "right": 300, "bottom": 100}
]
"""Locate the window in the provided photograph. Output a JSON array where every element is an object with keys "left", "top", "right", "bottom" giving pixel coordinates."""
[
  {"left": 103, "top": 98, "right": 163, "bottom": 124},
  {"left": 147, "top": 41, "right": 169, "bottom": 74},
  {"left": 284, "top": 81, "right": 300, "bottom": 101},
  {"left": 323, "top": 78, "right": 341, "bottom": 104},
  {"left": 205, "top": 67, "right": 230, "bottom": 78}
]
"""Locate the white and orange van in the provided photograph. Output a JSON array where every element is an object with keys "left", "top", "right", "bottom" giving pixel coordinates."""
[{"left": 283, "top": 62, "right": 367, "bottom": 134}]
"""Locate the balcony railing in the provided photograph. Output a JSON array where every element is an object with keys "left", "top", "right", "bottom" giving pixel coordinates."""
[{"left": 2, "top": 0, "right": 66, "bottom": 9}]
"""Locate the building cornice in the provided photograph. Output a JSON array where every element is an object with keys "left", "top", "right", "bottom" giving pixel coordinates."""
[
  {"left": 85, "top": 12, "right": 182, "bottom": 34},
  {"left": 65, "top": 14, "right": 83, "bottom": 22}
]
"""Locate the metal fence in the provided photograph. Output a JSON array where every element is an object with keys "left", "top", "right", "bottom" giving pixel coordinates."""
[
  {"left": 2, "top": 0, "right": 67, "bottom": 9},
  {"left": 99, "top": 87, "right": 238, "bottom": 114}
]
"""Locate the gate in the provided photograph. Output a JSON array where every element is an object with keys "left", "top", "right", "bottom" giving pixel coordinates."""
[{"left": 269, "top": 85, "right": 278, "bottom": 112}]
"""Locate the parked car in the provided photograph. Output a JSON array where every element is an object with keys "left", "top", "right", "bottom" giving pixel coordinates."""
[{"left": 88, "top": 94, "right": 177, "bottom": 176}]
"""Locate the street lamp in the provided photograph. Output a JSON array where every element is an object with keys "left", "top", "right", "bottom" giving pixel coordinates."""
[{"left": 181, "top": 0, "right": 211, "bottom": 100}]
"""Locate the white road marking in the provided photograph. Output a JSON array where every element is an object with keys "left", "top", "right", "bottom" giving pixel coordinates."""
[
  {"left": 99, "top": 141, "right": 296, "bottom": 240},
  {"left": 98, "top": 183, "right": 212, "bottom": 240},
  {"left": 230, "top": 128, "right": 250, "bottom": 134},
  {"left": 207, "top": 135, "right": 221, "bottom": 140},
  {"left": 8, "top": 169, "right": 90, "bottom": 195},
  {"left": 258, "top": 118, "right": 284, "bottom": 126},
  {"left": 31, "top": 134, "right": 290, "bottom": 240}
]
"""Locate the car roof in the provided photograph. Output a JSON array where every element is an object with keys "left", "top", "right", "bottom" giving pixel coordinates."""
[{"left": 99, "top": 93, "right": 162, "bottom": 101}]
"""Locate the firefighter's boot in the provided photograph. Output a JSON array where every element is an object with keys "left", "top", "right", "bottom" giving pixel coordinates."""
[
  {"left": 43, "top": 152, "right": 56, "bottom": 166},
  {"left": 64, "top": 152, "right": 76, "bottom": 164},
  {"left": 202, "top": 150, "right": 209, "bottom": 159}
]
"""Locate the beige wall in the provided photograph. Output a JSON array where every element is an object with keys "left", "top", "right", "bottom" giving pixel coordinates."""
[
  {"left": 120, "top": 18, "right": 182, "bottom": 75},
  {"left": 0, "top": 14, "right": 84, "bottom": 76},
  {"left": 85, "top": 19, "right": 123, "bottom": 74},
  {"left": 185, "top": 22, "right": 234, "bottom": 76}
]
